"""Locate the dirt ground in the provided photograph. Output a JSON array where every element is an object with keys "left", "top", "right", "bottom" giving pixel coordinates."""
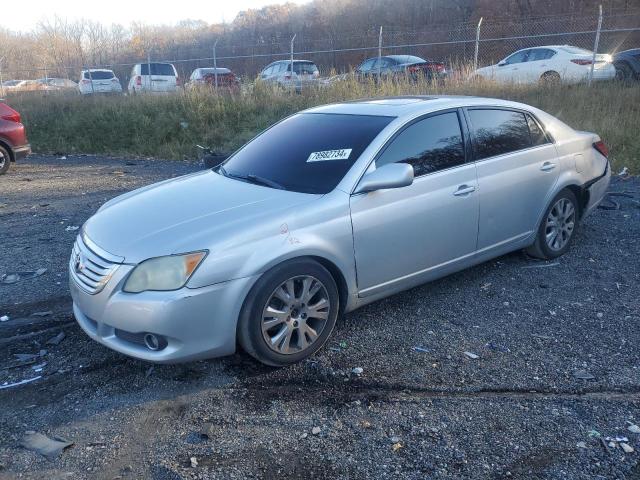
[{"left": 1, "top": 155, "right": 639, "bottom": 480}]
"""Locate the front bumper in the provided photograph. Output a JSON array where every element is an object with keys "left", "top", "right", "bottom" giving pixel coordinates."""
[
  {"left": 13, "top": 144, "right": 31, "bottom": 161},
  {"left": 70, "top": 263, "right": 258, "bottom": 363}
]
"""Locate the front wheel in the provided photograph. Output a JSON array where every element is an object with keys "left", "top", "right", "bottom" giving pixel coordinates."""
[
  {"left": 238, "top": 259, "right": 339, "bottom": 366},
  {"left": 527, "top": 189, "right": 578, "bottom": 259},
  {"left": 0, "top": 145, "right": 11, "bottom": 175}
]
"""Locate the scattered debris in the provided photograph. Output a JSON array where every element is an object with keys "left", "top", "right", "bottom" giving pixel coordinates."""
[
  {"left": 352, "top": 367, "right": 363, "bottom": 375},
  {"left": 390, "top": 436, "right": 401, "bottom": 443},
  {"left": 32, "top": 362, "right": 47, "bottom": 372},
  {"left": 59, "top": 155, "right": 67, "bottom": 160},
  {"left": 46, "top": 332, "right": 66, "bottom": 345},
  {"left": 190, "top": 457, "right": 198, "bottom": 468},
  {"left": 620, "top": 443, "right": 634, "bottom": 454},
  {"left": 587, "top": 430, "right": 601, "bottom": 438},
  {"left": 0, "top": 376, "right": 42, "bottom": 389},
  {"left": 485, "top": 342, "right": 510, "bottom": 353},
  {"left": 13, "top": 353, "right": 39, "bottom": 362},
  {"left": 31, "top": 311, "right": 53, "bottom": 317},
  {"left": 0, "top": 315, "right": 8, "bottom": 322},
  {"left": 627, "top": 423, "right": 640, "bottom": 434},
  {"left": 339, "top": 341, "right": 347, "bottom": 349},
  {"left": 1, "top": 269, "right": 47, "bottom": 285},
  {"left": 464, "top": 351, "right": 479, "bottom": 360},
  {"left": 392, "top": 442, "right": 404, "bottom": 452},
  {"left": 480, "top": 283, "right": 492, "bottom": 290},
  {"left": 300, "top": 432, "right": 308, "bottom": 439},
  {"left": 19, "top": 432, "right": 73, "bottom": 459},
  {"left": 65, "top": 226, "right": 79, "bottom": 232},
  {"left": 521, "top": 262, "right": 560, "bottom": 269},
  {"left": 412, "top": 346, "right": 430, "bottom": 353},
  {"left": 0, "top": 274, "right": 19, "bottom": 284},
  {"left": 576, "top": 441, "right": 587, "bottom": 449},
  {"left": 605, "top": 436, "right": 629, "bottom": 443},
  {"left": 145, "top": 366, "right": 155, "bottom": 378},
  {"left": 312, "top": 426, "right": 321, "bottom": 435},
  {"left": 619, "top": 167, "right": 628, "bottom": 176},
  {"left": 573, "top": 370, "right": 595, "bottom": 381}
]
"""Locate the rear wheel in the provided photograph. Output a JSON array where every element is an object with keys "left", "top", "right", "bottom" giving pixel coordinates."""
[
  {"left": 540, "top": 71, "right": 561, "bottom": 85},
  {"left": 238, "top": 258, "right": 339, "bottom": 366},
  {"left": 614, "top": 61, "right": 634, "bottom": 82},
  {"left": 0, "top": 145, "right": 11, "bottom": 175},
  {"left": 527, "top": 189, "right": 578, "bottom": 259}
]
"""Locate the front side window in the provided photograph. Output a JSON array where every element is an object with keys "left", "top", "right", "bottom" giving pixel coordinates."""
[
  {"left": 222, "top": 113, "right": 394, "bottom": 194},
  {"left": 468, "top": 109, "right": 533, "bottom": 160},
  {"left": 504, "top": 50, "right": 529, "bottom": 65},
  {"left": 376, "top": 112, "right": 466, "bottom": 176}
]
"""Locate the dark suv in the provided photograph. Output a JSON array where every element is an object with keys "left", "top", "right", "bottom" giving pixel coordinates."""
[{"left": 0, "top": 102, "right": 31, "bottom": 174}]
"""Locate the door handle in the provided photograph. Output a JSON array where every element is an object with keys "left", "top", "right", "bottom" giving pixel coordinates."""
[
  {"left": 540, "top": 162, "right": 556, "bottom": 172},
  {"left": 453, "top": 185, "right": 476, "bottom": 196}
]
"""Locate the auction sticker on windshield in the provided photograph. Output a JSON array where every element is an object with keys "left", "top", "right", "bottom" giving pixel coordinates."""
[{"left": 307, "top": 149, "right": 352, "bottom": 162}]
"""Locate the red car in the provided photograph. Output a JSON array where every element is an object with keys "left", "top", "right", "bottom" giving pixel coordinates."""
[{"left": 0, "top": 102, "right": 30, "bottom": 174}]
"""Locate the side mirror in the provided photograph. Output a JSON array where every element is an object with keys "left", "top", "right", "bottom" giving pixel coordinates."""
[
  {"left": 354, "top": 163, "right": 414, "bottom": 194},
  {"left": 498, "top": 60, "right": 507, "bottom": 67}
]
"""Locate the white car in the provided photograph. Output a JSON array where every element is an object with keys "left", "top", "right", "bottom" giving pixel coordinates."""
[
  {"left": 128, "top": 63, "right": 179, "bottom": 94},
  {"left": 259, "top": 60, "right": 320, "bottom": 91},
  {"left": 79, "top": 70, "right": 122, "bottom": 95},
  {"left": 474, "top": 45, "right": 616, "bottom": 84}
]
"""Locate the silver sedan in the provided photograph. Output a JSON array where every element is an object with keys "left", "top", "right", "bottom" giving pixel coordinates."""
[{"left": 69, "top": 96, "right": 610, "bottom": 366}]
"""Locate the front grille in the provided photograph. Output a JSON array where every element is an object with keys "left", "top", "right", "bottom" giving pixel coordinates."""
[{"left": 69, "top": 234, "right": 122, "bottom": 294}]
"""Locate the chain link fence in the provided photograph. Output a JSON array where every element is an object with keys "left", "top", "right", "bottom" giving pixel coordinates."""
[{"left": 1, "top": 8, "right": 639, "bottom": 95}]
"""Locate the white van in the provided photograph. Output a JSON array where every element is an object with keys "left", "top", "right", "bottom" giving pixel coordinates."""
[{"left": 128, "top": 63, "right": 179, "bottom": 94}]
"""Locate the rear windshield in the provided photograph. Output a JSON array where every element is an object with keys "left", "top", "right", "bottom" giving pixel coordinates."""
[
  {"left": 84, "top": 71, "right": 114, "bottom": 80},
  {"left": 141, "top": 63, "right": 176, "bottom": 76},
  {"left": 221, "top": 113, "right": 394, "bottom": 194}
]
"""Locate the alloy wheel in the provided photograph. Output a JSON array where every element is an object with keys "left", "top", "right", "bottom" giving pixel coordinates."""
[
  {"left": 0, "top": 152, "right": 5, "bottom": 170},
  {"left": 545, "top": 198, "right": 575, "bottom": 251},
  {"left": 261, "top": 275, "right": 330, "bottom": 355}
]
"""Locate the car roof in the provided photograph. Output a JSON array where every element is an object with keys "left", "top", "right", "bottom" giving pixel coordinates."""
[{"left": 303, "top": 95, "right": 538, "bottom": 118}]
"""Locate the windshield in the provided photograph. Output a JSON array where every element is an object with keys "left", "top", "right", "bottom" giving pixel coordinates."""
[{"left": 221, "top": 113, "right": 394, "bottom": 194}]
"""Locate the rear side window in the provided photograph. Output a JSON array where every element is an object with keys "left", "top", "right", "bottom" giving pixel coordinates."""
[
  {"left": 468, "top": 109, "right": 533, "bottom": 159},
  {"left": 140, "top": 63, "right": 176, "bottom": 76},
  {"left": 222, "top": 113, "right": 394, "bottom": 194},
  {"left": 358, "top": 58, "right": 376, "bottom": 72},
  {"left": 529, "top": 48, "right": 556, "bottom": 61},
  {"left": 526, "top": 114, "right": 549, "bottom": 146},
  {"left": 376, "top": 112, "right": 466, "bottom": 176},
  {"left": 288, "top": 62, "right": 318, "bottom": 74}
]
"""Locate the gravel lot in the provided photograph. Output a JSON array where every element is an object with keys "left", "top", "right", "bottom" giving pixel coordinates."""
[{"left": 1, "top": 155, "right": 639, "bottom": 480}]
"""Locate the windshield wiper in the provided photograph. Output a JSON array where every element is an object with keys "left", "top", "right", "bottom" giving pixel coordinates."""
[{"left": 219, "top": 167, "right": 285, "bottom": 190}]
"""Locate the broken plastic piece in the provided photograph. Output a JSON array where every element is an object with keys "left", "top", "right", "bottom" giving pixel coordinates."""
[{"left": 19, "top": 432, "right": 73, "bottom": 458}]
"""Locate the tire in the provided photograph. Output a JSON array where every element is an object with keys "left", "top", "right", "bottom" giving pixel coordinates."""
[
  {"left": 527, "top": 189, "right": 579, "bottom": 260},
  {"left": 238, "top": 258, "right": 340, "bottom": 366},
  {"left": 540, "top": 71, "right": 561, "bottom": 85},
  {"left": 0, "top": 145, "right": 11, "bottom": 175},
  {"left": 614, "top": 61, "right": 634, "bottom": 82}
]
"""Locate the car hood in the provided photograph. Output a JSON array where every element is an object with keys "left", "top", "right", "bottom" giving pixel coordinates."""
[{"left": 83, "top": 169, "right": 320, "bottom": 263}]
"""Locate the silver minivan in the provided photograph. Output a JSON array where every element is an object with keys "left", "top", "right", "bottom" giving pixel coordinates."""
[
  {"left": 128, "top": 62, "right": 179, "bottom": 94},
  {"left": 70, "top": 96, "right": 610, "bottom": 366}
]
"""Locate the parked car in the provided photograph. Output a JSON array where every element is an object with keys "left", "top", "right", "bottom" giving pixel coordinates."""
[
  {"left": 355, "top": 55, "right": 447, "bottom": 81},
  {"left": 78, "top": 69, "right": 122, "bottom": 95},
  {"left": 36, "top": 77, "right": 78, "bottom": 92},
  {"left": 612, "top": 48, "right": 640, "bottom": 81},
  {"left": 258, "top": 60, "right": 320, "bottom": 90},
  {"left": 474, "top": 45, "right": 616, "bottom": 84},
  {"left": 185, "top": 67, "right": 240, "bottom": 90},
  {"left": 128, "top": 62, "right": 179, "bottom": 94},
  {"left": 1, "top": 80, "right": 26, "bottom": 92},
  {"left": 7, "top": 80, "right": 45, "bottom": 93},
  {"left": 70, "top": 96, "right": 610, "bottom": 366},
  {"left": 0, "top": 102, "right": 30, "bottom": 174}
]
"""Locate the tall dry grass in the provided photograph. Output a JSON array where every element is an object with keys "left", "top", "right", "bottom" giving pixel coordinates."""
[{"left": 8, "top": 75, "right": 639, "bottom": 173}]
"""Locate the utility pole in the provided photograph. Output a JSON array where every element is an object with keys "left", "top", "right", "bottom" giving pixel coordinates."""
[
  {"left": 588, "top": 5, "right": 603, "bottom": 87},
  {"left": 474, "top": 17, "right": 483, "bottom": 72},
  {"left": 377, "top": 26, "right": 383, "bottom": 78},
  {"left": 213, "top": 39, "right": 219, "bottom": 89}
]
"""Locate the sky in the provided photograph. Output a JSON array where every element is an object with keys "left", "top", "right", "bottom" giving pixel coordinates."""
[{"left": 5, "top": 0, "right": 312, "bottom": 32}]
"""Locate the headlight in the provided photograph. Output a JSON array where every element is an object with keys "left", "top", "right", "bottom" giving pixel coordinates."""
[{"left": 123, "top": 251, "right": 207, "bottom": 293}]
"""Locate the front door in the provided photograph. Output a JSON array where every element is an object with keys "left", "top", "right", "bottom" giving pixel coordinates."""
[{"left": 350, "top": 110, "right": 480, "bottom": 296}]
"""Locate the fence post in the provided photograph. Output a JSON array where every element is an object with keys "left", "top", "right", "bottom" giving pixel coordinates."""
[
  {"left": 588, "top": 5, "right": 603, "bottom": 87},
  {"left": 290, "top": 33, "right": 296, "bottom": 88},
  {"left": 474, "top": 17, "right": 483, "bottom": 72},
  {"left": 377, "top": 26, "right": 383, "bottom": 77},
  {"left": 0, "top": 57, "right": 4, "bottom": 98},
  {"left": 213, "top": 39, "right": 219, "bottom": 89},
  {"left": 147, "top": 52, "right": 152, "bottom": 92}
]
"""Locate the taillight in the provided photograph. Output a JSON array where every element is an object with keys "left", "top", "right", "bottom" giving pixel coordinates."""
[
  {"left": 176, "top": 77, "right": 181, "bottom": 86},
  {"left": 593, "top": 140, "right": 609, "bottom": 158},
  {"left": 408, "top": 65, "right": 420, "bottom": 73},
  {"left": 135, "top": 75, "right": 142, "bottom": 86},
  {"left": 571, "top": 59, "right": 593, "bottom": 65},
  {"left": 427, "top": 63, "right": 445, "bottom": 72},
  {"left": 82, "top": 79, "right": 91, "bottom": 84},
  {"left": 0, "top": 103, "right": 21, "bottom": 123}
]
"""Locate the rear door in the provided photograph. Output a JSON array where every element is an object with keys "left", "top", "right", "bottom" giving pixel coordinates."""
[
  {"left": 143, "top": 63, "right": 177, "bottom": 92},
  {"left": 522, "top": 48, "right": 557, "bottom": 82},
  {"left": 467, "top": 108, "right": 559, "bottom": 251},
  {"left": 350, "top": 110, "right": 479, "bottom": 296}
]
